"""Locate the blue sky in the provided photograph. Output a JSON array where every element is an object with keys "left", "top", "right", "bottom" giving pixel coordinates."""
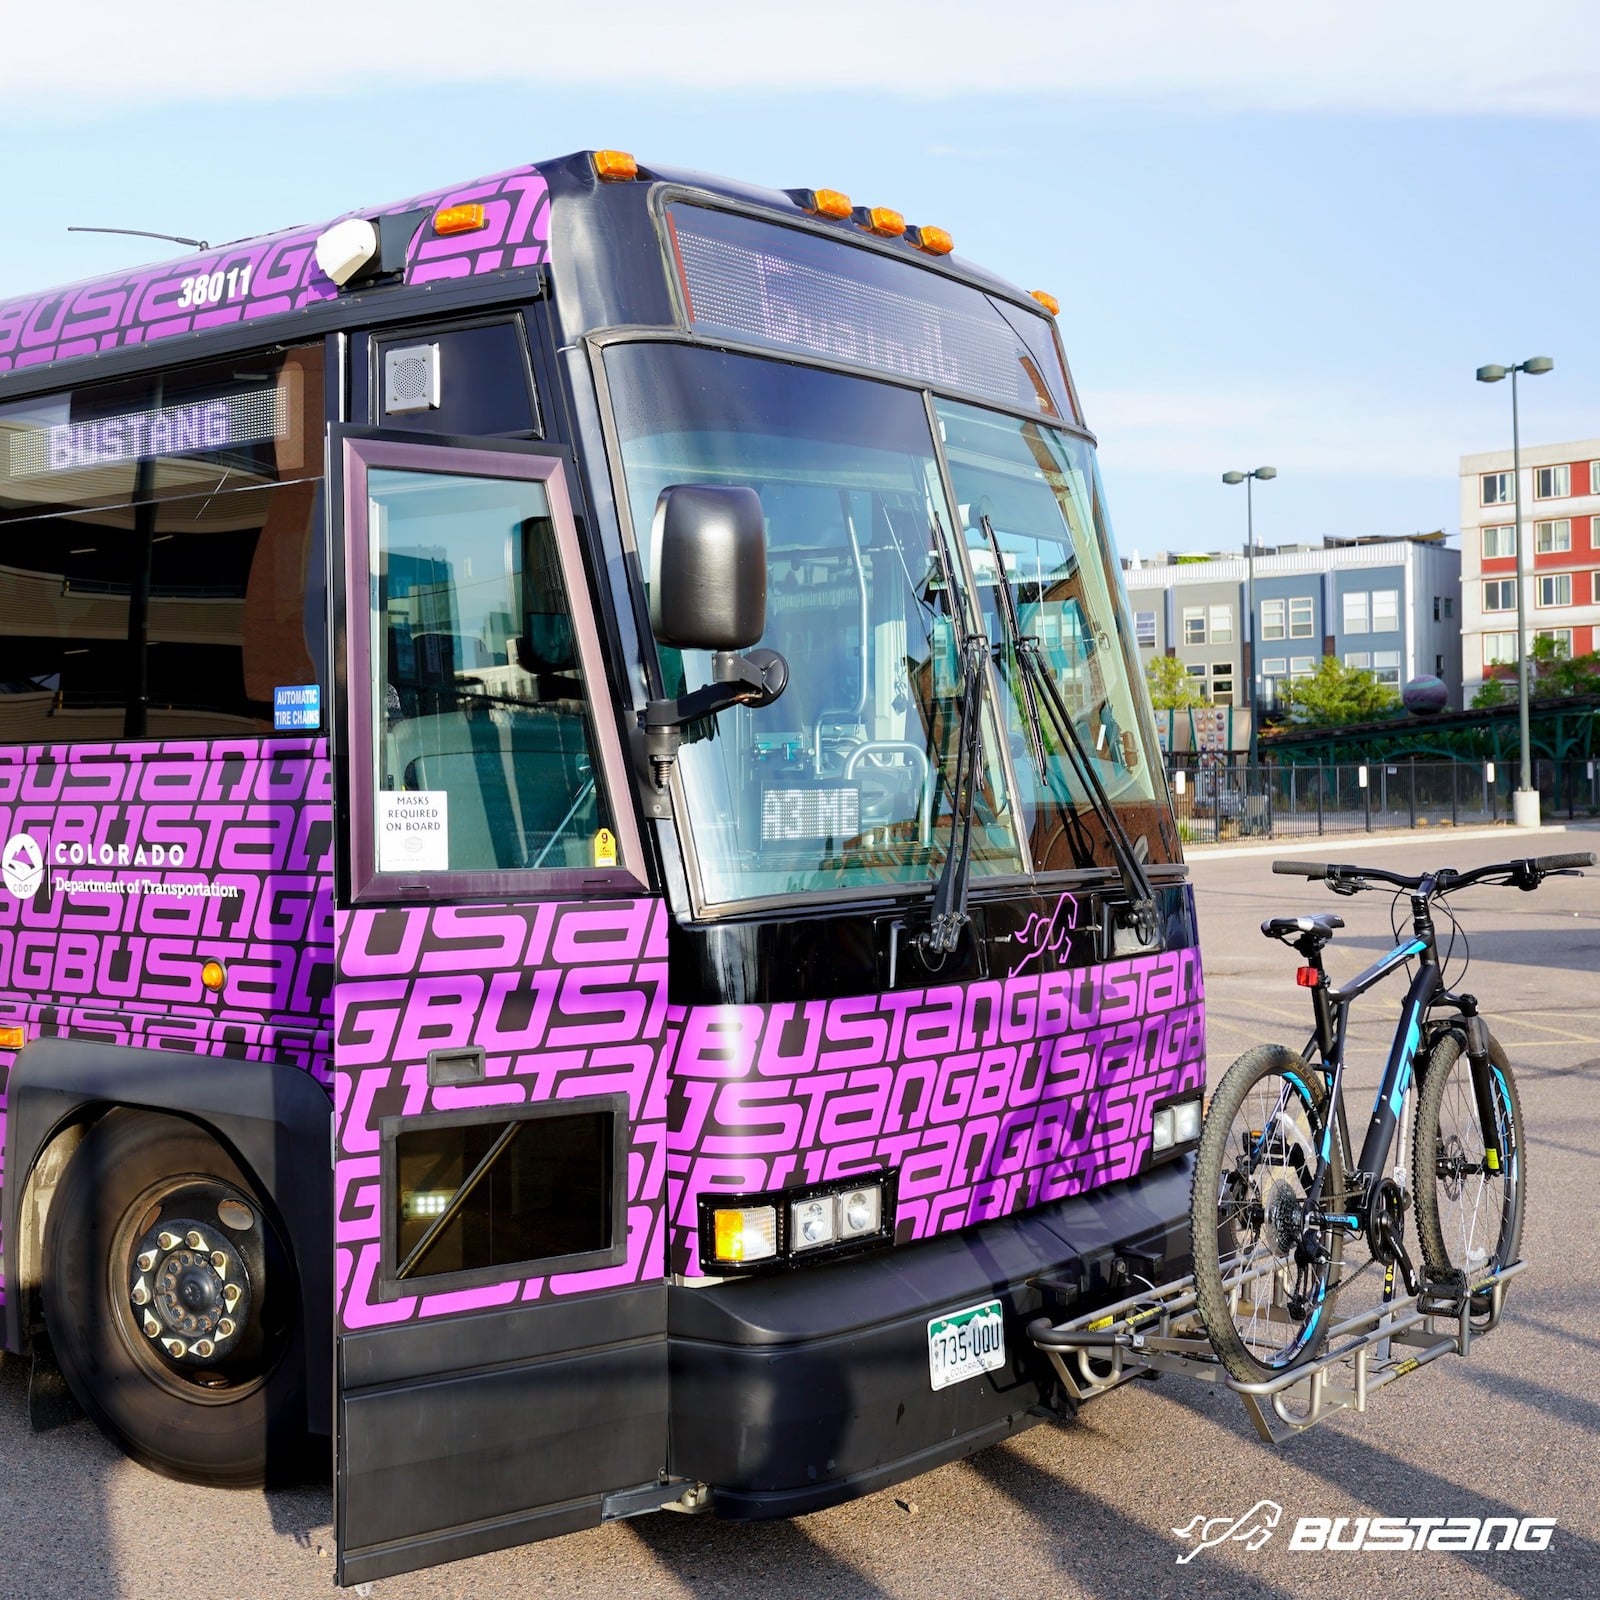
[{"left": 4, "top": 0, "right": 1597, "bottom": 554}]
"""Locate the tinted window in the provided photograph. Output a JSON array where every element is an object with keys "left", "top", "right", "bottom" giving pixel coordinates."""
[{"left": 374, "top": 320, "right": 538, "bottom": 436}]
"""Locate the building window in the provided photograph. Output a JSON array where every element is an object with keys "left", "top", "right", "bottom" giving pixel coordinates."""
[
  {"left": 1342, "top": 591, "right": 1369, "bottom": 634},
  {"left": 1591, "top": 461, "right": 1600, "bottom": 496},
  {"left": 1484, "top": 632, "right": 1517, "bottom": 666},
  {"left": 1261, "top": 656, "right": 1287, "bottom": 676},
  {"left": 1594, "top": 571, "right": 1600, "bottom": 605},
  {"left": 1289, "top": 596, "right": 1314, "bottom": 637},
  {"left": 1433, "top": 597, "right": 1440, "bottom": 622},
  {"left": 1537, "top": 573, "right": 1571, "bottom": 607},
  {"left": 1344, "top": 652, "right": 1371, "bottom": 670},
  {"left": 1592, "top": 517, "right": 1600, "bottom": 549},
  {"left": 1534, "top": 464, "right": 1570, "bottom": 500},
  {"left": 1371, "top": 589, "right": 1399, "bottom": 632},
  {"left": 1536, "top": 628, "right": 1572, "bottom": 656},
  {"left": 1435, "top": 653, "right": 1444, "bottom": 675},
  {"left": 1289, "top": 656, "right": 1315, "bottom": 678},
  {"left": 1209, "top": 604, "right": 1233, "bottom": 644},
  {"left": 1210, "top": 663, "right": 1234, "bottom": 705},
  {"left": 1135, "top": 610, "right": 1157, "bottom": 648},
  {"left": 1481, "top": 472, "right": 1513, "bottom": 505},
  {"left": 1483, "top": 578, "right": 1517, "bottom": 612},
  {"left": 1535, "top": 519, "right": 1571, "bottom": 553},
  {"left": 1444, "top": 596, "right": 1454, "bottom": 618},
  {"left": 1260, "top": 598, "right": 1286, "bottom": 639},
  {"left": 1482, "top": 524, "right": 1516, "bottom": 559},
  {"left": 1373, "top": 650, "right": 1401, "bottom": 688},
  {"left": 1183, "top": 606, "right": 1206, "bottom": 645}
]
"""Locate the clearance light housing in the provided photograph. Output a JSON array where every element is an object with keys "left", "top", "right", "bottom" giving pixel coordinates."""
[
  {"left": 1150, "top": 1091, "right": 1204, "bottom": 1161},
  {"left": 701, "top": 1172, "right": 897, "bottom": 1273},
  {"left": 200, "top": 959, "right": 226, "bottom": 993},
  {"left": 1030, "top": 289, "right": 1061, "bottom": 316},
  {"left": 907, "top": 224, "right": 954, "bottom": 255},
  {"left": 432, "top": 202, "right": 487, "bottom": 236},
  {"left": 855, "top": 205, "right": 906, "bottom": 238},
  {"left": 0, "top": 1025, "right": 24, "bottom": 1050},
  {"left": 791, "top": 187, "right": 853, "bottom": 219},
  {"left": 593, "top": 149, "right": 640, "bottom": 182}
]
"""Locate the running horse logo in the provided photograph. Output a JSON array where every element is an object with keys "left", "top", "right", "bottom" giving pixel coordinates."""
[{"left": 1171, "top": 1499, "right": 1283, "bottom": 1564}]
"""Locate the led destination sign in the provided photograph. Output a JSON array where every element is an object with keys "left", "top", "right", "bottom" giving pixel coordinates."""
[{"left": 2, "top": 386, "right": 287, "bottom": 481}]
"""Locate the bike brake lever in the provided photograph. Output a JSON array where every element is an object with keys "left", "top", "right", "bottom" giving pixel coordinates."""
[{"left": 1328, "top": 875, "right": 1364, "bottom": 897}]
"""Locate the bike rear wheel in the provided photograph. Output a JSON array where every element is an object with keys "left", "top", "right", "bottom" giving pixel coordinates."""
[
  {"left": 1191, "top": 1044, "right": 1343, "bottom": 1384},
  {"left": 1413, "top": 1029, "right": 1524, "bottom": 1328}
]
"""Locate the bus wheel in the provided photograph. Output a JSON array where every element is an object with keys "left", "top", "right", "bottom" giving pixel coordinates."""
[{"left": 42, "top": 1110, "right": 308, "bottom": 1486}]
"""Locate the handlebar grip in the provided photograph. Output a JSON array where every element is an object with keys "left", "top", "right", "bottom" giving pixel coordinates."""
[
  {"left": 1534, "top": 851, "right": 1596, "bottom": 871},
  {"left": 1271, "top": 861, "right": 1327, "bottom": 879}
]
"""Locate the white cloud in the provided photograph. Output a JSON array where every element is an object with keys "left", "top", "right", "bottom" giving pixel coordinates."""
[{"left": 6, "top": 1, "right": 1600, "bottom": 118}]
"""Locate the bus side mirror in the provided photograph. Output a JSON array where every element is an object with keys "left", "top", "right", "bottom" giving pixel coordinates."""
[
  {"left": 650, "top": 484, "right": 767, "bottom": 649},
  {"left": 641, "top": 484, "right": 787, "bottom": 796}
]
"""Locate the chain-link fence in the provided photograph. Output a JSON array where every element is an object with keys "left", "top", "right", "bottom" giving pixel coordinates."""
[{"left": 1168, "top": 757, "right": 1600, "bottom": 846}]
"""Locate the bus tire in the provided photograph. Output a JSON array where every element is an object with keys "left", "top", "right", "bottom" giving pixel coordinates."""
[{"left": 41, "top": 1109, "right": 309, "bottom": 1486}]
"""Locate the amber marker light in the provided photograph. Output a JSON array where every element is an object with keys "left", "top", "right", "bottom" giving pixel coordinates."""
[
  {"left": 907, "top": 225, "right": 954, "bottom": 255},
  {"left": 856, "top": 206, "right": 906, "bottom": 238},
  {"left": 0, "top": 1026, "right": 24, "bottom": 1050},
  {"left": 432, "top": 203, "right": 487, "bottom": 236},
  {"left": 1030, "top": 289, "right": 1061, "bottom": 316},
  {"left": 593, "top": 149, "right": 639, "bottom": 181},
  {"left": 201, "top": 960, "right": 226, "bottom": 993},
  {"left": 793, "top": 188, "right": 853, "bottom": 219}
]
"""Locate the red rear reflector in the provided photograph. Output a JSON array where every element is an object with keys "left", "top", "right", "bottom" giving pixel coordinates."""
[{"left": 1296, "top": 967, "right": 1321, "bottom": 988}]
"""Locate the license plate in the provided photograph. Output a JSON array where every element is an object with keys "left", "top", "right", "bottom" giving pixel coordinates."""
[{"left": 927, "top": 1299, "right": 1006, "bottom": 1391}]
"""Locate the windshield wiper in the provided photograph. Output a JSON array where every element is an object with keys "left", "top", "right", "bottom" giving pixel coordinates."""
[
  {"left": 979, "top": 514, "right": 1156, "bottom": 939},
  {"left": 921, "top": 513, "right": 987, "bottom": 956}
]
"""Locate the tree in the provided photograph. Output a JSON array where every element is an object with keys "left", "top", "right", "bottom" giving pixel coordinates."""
[
  {"left": 1145, "top": 654, "right": 1206, "bottom": 710},
  {"left": 1472, "top": 638, "right": 1600, "bottom": 708},
  {"left": 1275, "top": 656, "right": 1400, "bottom": 725}
]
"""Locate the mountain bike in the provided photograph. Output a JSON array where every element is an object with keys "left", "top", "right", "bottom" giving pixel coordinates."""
[{"left": 1190, "top": 849, "right": 1593, "bottom": 1385}]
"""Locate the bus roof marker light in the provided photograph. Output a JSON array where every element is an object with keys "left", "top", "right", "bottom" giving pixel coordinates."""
[
  {"left": 314, "top": 217, "right": 380, "bottom": 288},
  {"left": 1030, "top": 289, "right": 1061, "bottom": 316},
  {"left": 907, "top": 225, "right": 954, "bottom": 255},
  {"left": 432, "top": 203, "right": 487, "bottom": 236},
  {"left": 593, "top": 150, "right": 639, "bottom": 181},
  {"left": 791, "top": 188, "right": 853, "bottom": 219},
  {"left": 855, "top": 206, "right": 906, "bottom": 238}
]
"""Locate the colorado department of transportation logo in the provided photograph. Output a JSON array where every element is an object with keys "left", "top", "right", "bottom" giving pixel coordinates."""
[{"left": 2, "top": 832, "right": 45, "bottom": 900}]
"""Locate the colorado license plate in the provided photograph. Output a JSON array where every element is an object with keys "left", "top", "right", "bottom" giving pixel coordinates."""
[{"left": 927, "top": 1299, "right": 1006, "bottom": 1391}]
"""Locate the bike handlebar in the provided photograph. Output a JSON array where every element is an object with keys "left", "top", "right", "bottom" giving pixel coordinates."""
[{"left": 1270, "top": 851, "right": 1594, "bottom": 894}]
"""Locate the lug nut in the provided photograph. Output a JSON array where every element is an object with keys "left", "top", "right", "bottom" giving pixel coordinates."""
[
  {"left": 186, "top": 1231, "right": 205, "bottom": 1250},
  {"left": 193, "top": 1340, "right": 214, "bottom": 1359},
  {"left": 211, "top": 1251, "right": 228, "bottom": 1272},
  {"left": 131, "top": 1279, "right": 150, "bottom": 1306},
  {"left": 158, "top": 1231, "right": 179, "bottom": 1251},
  {"left": 143, "top": 1311, "right": 161, "bottom": 1337},
  {"left": 137, "top": 1250, "right": 157, "bottom": 1271},
  {"left": 217, "top": 1318, "right": 236, "bottom": 1338},
  {"left": 223, "top": 1284, "right": 242, "bottom": 1309},
  {"left": 163, "top": 1338, "right": 187, "bottom": 1358}
]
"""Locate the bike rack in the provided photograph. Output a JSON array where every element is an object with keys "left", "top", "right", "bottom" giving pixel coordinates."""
[{"left": 1027, "top": 1254, "right": 1526, "bottom": 1446}]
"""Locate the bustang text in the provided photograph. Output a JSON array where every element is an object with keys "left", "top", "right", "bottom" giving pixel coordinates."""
[{"left": 1290, "top": 1517, "right": 1555, "bottom": 1552}]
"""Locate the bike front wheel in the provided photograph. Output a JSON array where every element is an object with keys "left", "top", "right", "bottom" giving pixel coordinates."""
[
  {"left": 1191, "top": 1044, "right": 1344, "bottom": 1384},
  {"left": 1413, "top": 1029, "right": 1525, "bottom": 1328}
]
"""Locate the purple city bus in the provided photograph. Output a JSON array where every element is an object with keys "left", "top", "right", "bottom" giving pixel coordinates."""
[{"left": 0, "top": 151, "right": 1205, "bottom": 1584}]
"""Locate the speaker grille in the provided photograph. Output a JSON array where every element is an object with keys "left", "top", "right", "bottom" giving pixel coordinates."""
[{"left": 384, "top": 344, "right": 440, "bottom": 414}]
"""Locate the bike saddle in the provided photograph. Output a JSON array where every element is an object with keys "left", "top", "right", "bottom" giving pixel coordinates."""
[{"left": 1261, "top": 913, "right": 1344, "bottom": 944}]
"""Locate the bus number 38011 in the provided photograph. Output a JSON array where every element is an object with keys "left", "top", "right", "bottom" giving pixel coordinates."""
[{"left": 176, "top": 266, "right": 254, "bottom": 309}]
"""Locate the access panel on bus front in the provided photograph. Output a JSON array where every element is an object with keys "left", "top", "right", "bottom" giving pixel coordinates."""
[{"left": 329, "top": 425, "right": 669, "bottom": 1586}]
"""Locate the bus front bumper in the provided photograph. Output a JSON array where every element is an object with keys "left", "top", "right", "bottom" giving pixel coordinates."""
[{"left": 666, "top": 1159, "right": 1193, "bottom": 1518}]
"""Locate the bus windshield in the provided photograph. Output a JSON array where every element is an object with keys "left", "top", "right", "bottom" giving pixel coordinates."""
[{"left": 608, "top": 343, "right": 1023, "bottom": 905}]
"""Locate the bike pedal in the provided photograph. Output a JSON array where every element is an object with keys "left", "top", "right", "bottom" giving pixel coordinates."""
[{"left": 1417, "top": 1269, "right": 1469, "bottom": 1318}]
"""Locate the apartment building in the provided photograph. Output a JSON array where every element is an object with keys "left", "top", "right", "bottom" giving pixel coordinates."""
[
  {"left": 1458, "top": 436, "right": 1600, "bottom": 698},
  {"left": 1124, "top": 534, "right": 1463, "bottom": 719}
]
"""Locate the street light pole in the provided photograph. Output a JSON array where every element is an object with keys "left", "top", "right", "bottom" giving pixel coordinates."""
[
  {"left": 1222, "top": 466, "right": 1277, "bottom": 775},
  {"left": 1476, "top": 357, "right": 1553, "bottom": 828}
]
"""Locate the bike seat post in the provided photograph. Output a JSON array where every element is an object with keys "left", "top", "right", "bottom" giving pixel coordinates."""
[{"left": 1294, "top": 939, "right": 1336, "bottom": 1060}]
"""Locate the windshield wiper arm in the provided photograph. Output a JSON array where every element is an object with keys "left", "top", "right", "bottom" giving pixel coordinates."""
[
  {"left": 979, "top": 514, "right": 1156, "bottom": 937},
  {"left": 924, "top": 631, "right": 988, "bottom": 955}
]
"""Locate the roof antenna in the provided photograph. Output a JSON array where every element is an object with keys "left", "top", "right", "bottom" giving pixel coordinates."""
[{"left": 68, "top": 226, "right": 210, "bottom": 250}]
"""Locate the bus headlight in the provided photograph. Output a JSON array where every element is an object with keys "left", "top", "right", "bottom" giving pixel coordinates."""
[
  {"left": 703, "top": 1172, "right": 897, "bottom": 1271},
  {"left": 1149, "top": 1091, "right": 1204, "bottom": 1164}
]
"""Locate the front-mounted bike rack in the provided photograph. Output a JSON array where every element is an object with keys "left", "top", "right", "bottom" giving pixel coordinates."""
[{"left": 1026, "top": 1253, "right": 1526, "bottom": 1446}]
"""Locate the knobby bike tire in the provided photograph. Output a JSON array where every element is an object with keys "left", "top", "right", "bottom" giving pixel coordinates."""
[
  {"left": 1191, "top": 1044, "right": 1344, "bottom": 1384},
  {"left": 1413, "top": 1029, "right": 1525, "bottom": 1329}
]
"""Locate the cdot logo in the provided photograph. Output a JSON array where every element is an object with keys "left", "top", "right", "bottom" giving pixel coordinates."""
[{"left": 2, "top": 832, "right": 45, "bottom": 901}]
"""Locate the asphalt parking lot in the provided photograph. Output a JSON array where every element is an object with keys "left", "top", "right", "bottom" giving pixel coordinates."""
[{"left": 2, "top": 827, "right": 1596, "bottom": 1599}]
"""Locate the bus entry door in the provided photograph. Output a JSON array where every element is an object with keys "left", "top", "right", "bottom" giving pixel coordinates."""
[{"left": 330, "top": 429, "right": 668, "bottom": 1585}]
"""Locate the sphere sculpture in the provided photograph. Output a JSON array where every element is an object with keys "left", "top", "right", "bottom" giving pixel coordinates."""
[{"left": 1403, "top": 675, "right": 1449, "bottom": 715}]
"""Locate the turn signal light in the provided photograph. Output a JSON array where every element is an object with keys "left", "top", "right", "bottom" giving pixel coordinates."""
[
  {"left": 907, "top": 224, "right": 954, "bottom": 255},
  {"left": 1030, "top": 289, "right": 1061, "bottom": 316},
  {"left": 201, "top": 959, "right": 227, "bottom": 993},
  {"left": 593, "top": 149, "right": 639, "bottom": 181},
  {"left": 0, "top": 1025, "right": 24, "bottom": 1050},
  {"left": 1296, "top": 966, "right": 1321, "bottom": 988},
  {"left": 856, "top": 205, "right": 906, "bottom": 238},
  {"left": 432, "top": 203, "right": 487, "bottom": 236}
]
